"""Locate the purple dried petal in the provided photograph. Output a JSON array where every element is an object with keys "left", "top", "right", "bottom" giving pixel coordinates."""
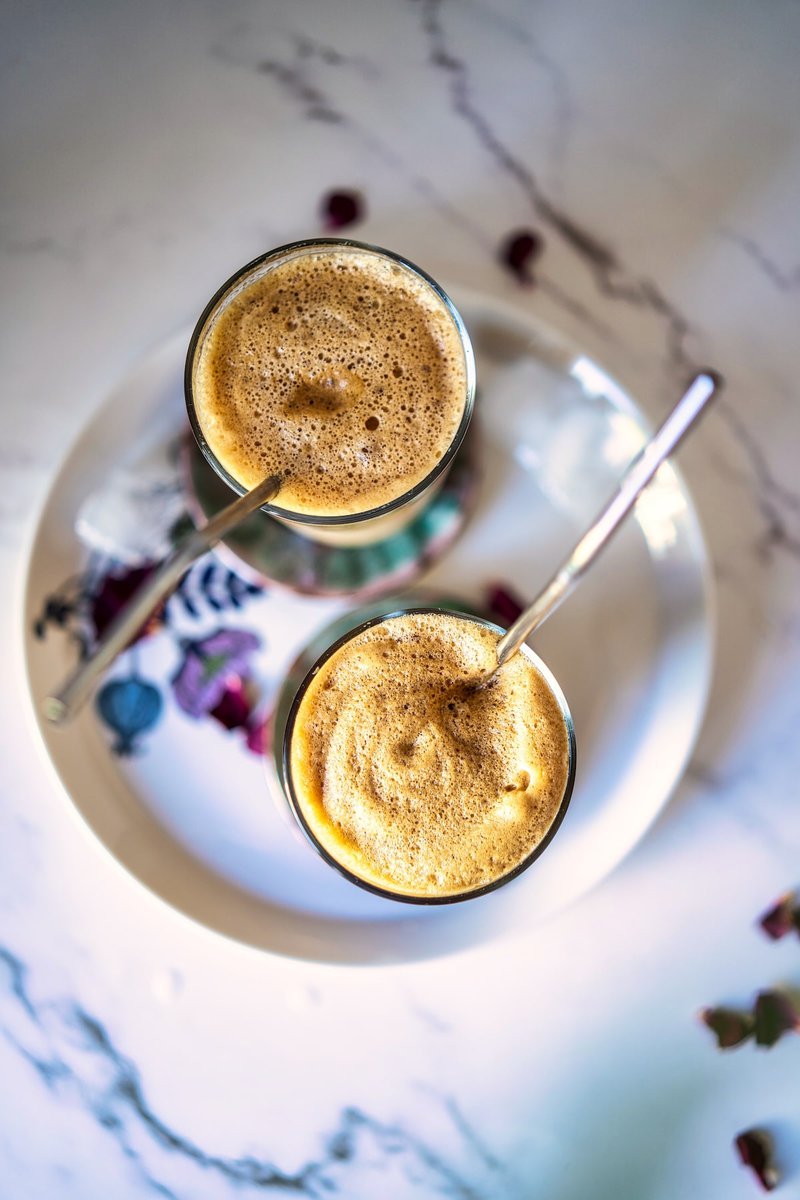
[
  {"left": 499, "top": 229, "right": 543, "bottom": 285},
  {"left": 754, "top": 989, "right": 800, "bottom": 1048},
  {"left": 486, "top": 583, "right": 525, "bottom": 628},
  {"left": 759, "top": 891, "right": 799, "bottom": 941},
  {"left": 735, "top": 1129, "right": 779, "bottom": 1191},
  {"left": 699, "top": 1006, "right": 755, "bottom": 1049},
  {"left": 321, "top": 189, "right": 364, "bottom": 230}
]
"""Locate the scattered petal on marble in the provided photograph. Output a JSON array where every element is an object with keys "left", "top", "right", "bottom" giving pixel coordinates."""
[
  {"left": 321, "top": 189, "right": 364, "bottom": 229},
  {"left": 499, "top": 229, "right": 543, "bottom": 284},
  {"left": 735, "top": 1129, "right": 779, "bottom": 1192},
  {"left": 485, "top": 583, "right": 525, "bottom": 628},
  {"left": 699, "top": 1006, "right": 755, "bottom": 1049},
  {"left": 753, "top": 989, "right": 800, "bottom": 1048},
  {"left": 759, "top": 891, "right": 800, "bottom": 941}
]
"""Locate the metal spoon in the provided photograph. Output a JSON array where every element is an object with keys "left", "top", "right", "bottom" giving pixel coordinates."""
[
  {"left": 43, "top": 473, "right": 282, "bottom": 726},
  {"left": 489, "top": 370, "right": 722, "bottom": 679}
]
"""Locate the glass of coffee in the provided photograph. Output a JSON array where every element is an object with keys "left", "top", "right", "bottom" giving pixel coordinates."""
[
  {"left": 277, "top": 607, "right": 576, "bottom": 904},
  {"left": 185, "top": 239, "right": 476, "bottom": 547}
]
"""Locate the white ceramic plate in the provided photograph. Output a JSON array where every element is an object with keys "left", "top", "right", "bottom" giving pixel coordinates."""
[{"left": 21, "top": 291, "right": 714, "bottom": 963}]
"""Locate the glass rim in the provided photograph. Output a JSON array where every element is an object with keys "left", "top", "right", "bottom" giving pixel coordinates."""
[
  {"left": 184, "top": 237, "right": 477, "bottom": 527},
  {"left": 281, "top": 607, "right": 577, "bottom": 906}
]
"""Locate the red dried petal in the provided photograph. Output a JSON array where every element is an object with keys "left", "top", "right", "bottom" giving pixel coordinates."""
[
  {"left": 485, "top": 583, "right": 525, "bottom": 627},
  {"left": 699, "top": 1006, "right": 755, "bottom": 1049},
  {"left": 321, "top": 190, "right": 364, "bottom": 230},
  {"left": 759, "top": 891, "right": 799, "bottom": 940},
  {"left": 735, "top": 1129, "right": 779, "bottom": 1191},
  {"left": 499, "top": 229, "right": 543, "bottom": 285},
  {"left": 754, "top": 989, "right": 800, "bottom": 1048}
]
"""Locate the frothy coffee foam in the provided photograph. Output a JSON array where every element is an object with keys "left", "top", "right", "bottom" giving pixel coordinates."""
[
  {"left": 193, "top": 248, "right": 467, "bottom": 516},
  {"left": 289, "top": 612, "right": 571, "bottom": 898}
]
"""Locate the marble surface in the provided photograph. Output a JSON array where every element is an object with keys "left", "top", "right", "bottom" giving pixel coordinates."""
[{"left": 3, "top": 0, "right": 800, "bottom": 1196}]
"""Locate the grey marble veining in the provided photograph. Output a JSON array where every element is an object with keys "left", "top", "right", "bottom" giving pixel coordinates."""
[
  {"left": 1, "top": 946, "right": 502, "bottom": 1199},
  {"left": 2, "top": 0, "right": 800, "bottom": 1196}
]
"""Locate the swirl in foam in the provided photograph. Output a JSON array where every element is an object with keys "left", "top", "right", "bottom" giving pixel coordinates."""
[
  {"left": 193, "top": 247, "right": 468, "bottom": 517},
  {"left": 288, "top": 612, "right": 572, "bottom": 899}
]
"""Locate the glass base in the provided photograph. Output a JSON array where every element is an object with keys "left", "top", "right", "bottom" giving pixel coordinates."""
[{"left": 183, "top": 421, "right": 480, "bottom": 600}]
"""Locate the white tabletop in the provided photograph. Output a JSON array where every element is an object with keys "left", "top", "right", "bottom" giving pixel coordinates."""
[{"left": 3, "top": 1, "right": 800, "bottom": 1196}]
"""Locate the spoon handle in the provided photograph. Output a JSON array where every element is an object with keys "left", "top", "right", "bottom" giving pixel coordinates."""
[
  {"left": 495, "top": 371, "right": 722, "bottom": 670},
  {"left": 43, "top": 473, "right": 282, "bottom": 726}
]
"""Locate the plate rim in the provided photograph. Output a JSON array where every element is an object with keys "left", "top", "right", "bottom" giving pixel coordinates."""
[{"left": 18, "top": 294, "right": 716, "bottom": 963}]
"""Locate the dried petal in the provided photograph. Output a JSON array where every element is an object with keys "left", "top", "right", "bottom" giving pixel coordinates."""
[
  {"left": 735, "top": 1129, "right": 779, "bottom": 1191},
  {"left": 754, "top": 989, "right": 800, "bottom": 1048},
  {"left": 499, "top": 229, "right": 543, "bottom": 285},
  {"left": 699, "top": 1006, "right": 754, "bottom": 1049},
  {"left": 759, "top": 891, "right": 799, "bottom": 941},
  {"left": 485, "top": 583, "right": 525, "bottom": 627},
  {"left": 321, "top": 189, "right": 364, "bottom": 230}
]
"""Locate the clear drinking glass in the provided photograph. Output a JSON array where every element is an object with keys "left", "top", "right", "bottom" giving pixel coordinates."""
[
  {"left": 274, "top": 606, "right": 576, "bottom": 905},
  {"left": 185, "top": 238, "right": 476, "bottom": 547}
]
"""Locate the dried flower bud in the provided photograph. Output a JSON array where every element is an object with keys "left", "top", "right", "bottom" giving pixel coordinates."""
[
  {"left": 485, "top": 583, "right": 525, "bottom": 627},
  {"left": 754, "top": 989, "right": 800, "bottom": 1048},
  {"left": 699, "top": 1006, "right": 755, "bottom": 1049},
  {"left": 499, "top": 229, "right": 543, "bottom": 285},
  {"left": 321, "top": 190, "right": 364, "bottom": 230},
  {"left": 735, "top": 1129, "right": 779, "bottom": 1191},
  {"left": 759, "top": 891, "right": 799, "bottom": 941}
]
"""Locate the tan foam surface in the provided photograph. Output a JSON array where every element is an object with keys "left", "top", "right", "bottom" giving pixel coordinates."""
[
  {"left": 289, "top": 612, "right": 572, "bottom": 898},
  {"left": 193, "top": 247, "right": 468, "bottom": 516}
]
